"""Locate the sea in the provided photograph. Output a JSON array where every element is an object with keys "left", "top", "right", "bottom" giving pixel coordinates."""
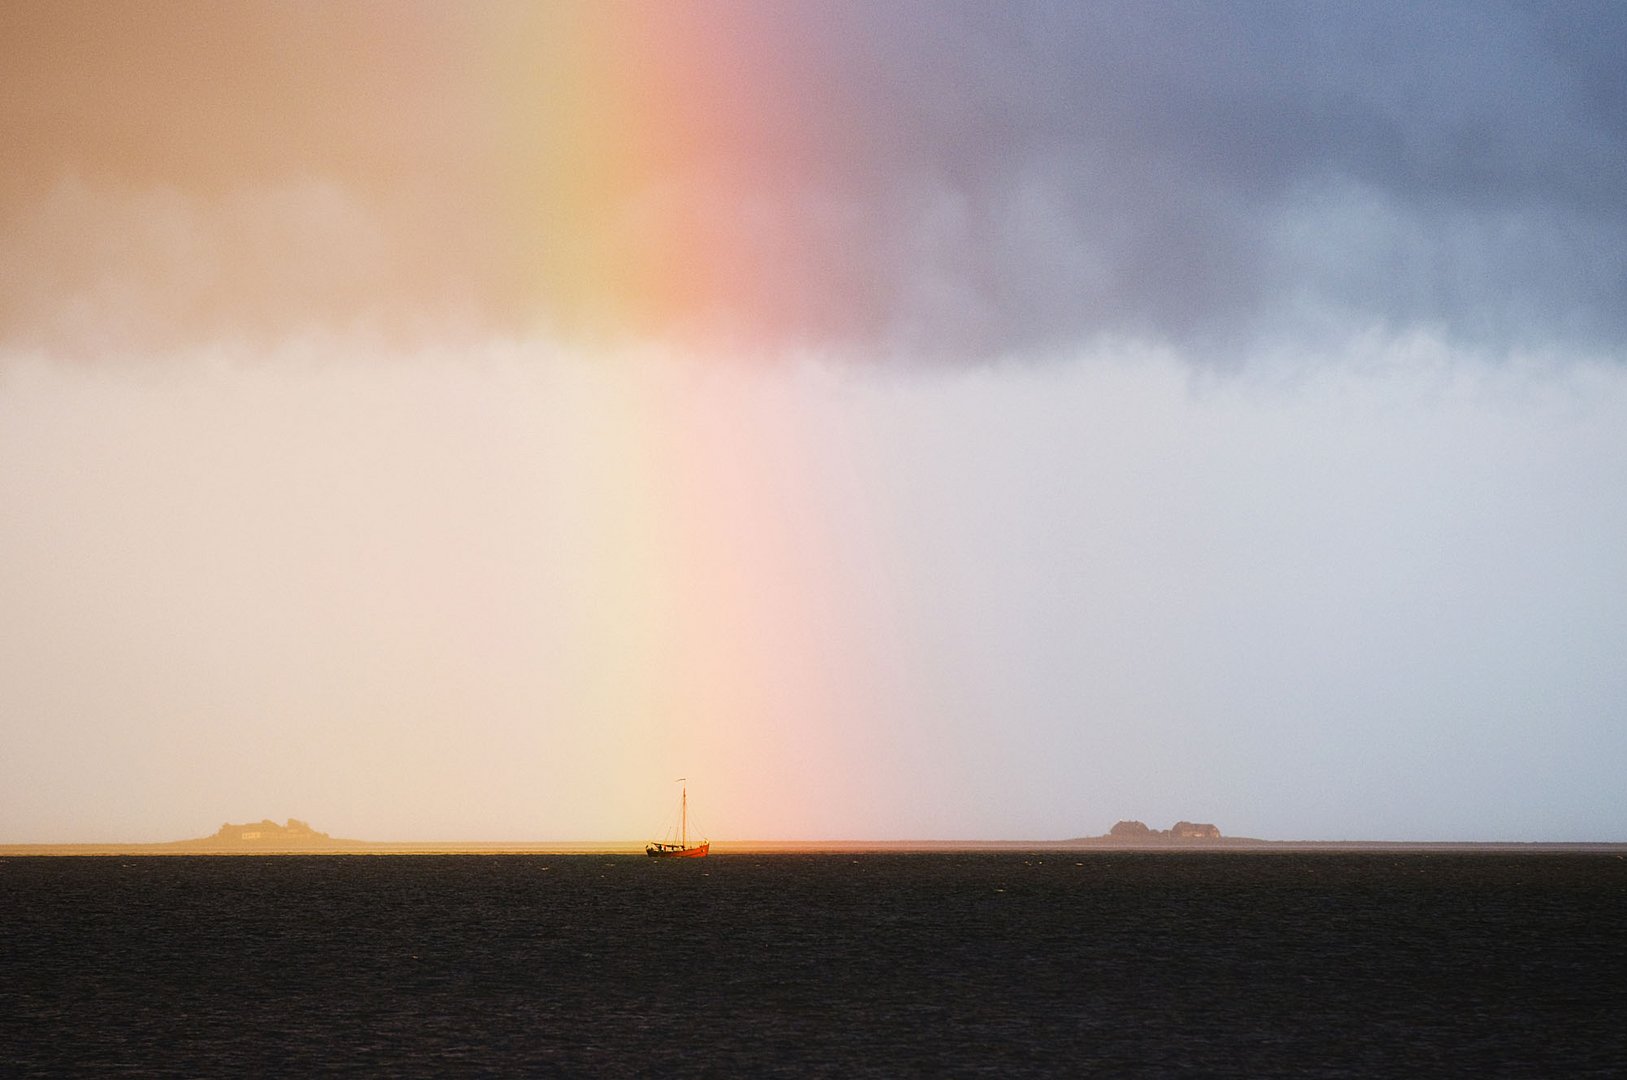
[{"left": 2, "top": 852, "right": 1623, "bottom": 1076}]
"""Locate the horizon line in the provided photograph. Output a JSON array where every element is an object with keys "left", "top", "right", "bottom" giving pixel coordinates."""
[{"left": 5, "top": 837, "right": 1626, "bottom": 855}]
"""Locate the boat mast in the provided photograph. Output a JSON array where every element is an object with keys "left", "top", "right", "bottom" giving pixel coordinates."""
[{"left": 682, "top": 784, "right": 687, "bottom": 849}]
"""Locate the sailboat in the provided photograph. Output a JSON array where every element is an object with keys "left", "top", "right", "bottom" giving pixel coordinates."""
[{"left": 645, "top": 781, "right": 709, "bottom": 858}]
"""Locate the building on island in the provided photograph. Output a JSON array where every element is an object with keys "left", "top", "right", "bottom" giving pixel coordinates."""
[
  {"left": 212, "top": 818, "right": 330, "bottom": 844},
  {"left": 1107, "top": 819, "right": 1222, "bottom": 840}
]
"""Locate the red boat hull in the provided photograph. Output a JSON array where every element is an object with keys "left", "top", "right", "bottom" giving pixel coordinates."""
[{"left": 645, "top": 842, "right": 709, "bottom": 858}]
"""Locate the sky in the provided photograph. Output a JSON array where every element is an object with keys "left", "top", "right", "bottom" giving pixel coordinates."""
[{"left": 2, "top": 1, "right": 1624, "bottom": 843}]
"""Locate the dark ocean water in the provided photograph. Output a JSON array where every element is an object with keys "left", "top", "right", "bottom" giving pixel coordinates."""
[{"left": 2, "top": 852, "right": 1623, "bottom": 1076}]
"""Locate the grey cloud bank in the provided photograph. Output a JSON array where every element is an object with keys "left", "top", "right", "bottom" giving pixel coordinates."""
[
  {"left": 768, "top": 0, "right": 1627, "bottom": 359},
  {"left": 1, "top": 1, "right": 1623, "bottom": 361}
]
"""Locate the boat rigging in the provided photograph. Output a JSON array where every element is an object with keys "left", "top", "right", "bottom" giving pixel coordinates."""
[{"left": 646, "top": 779, "right": 709, "bottom": 858}]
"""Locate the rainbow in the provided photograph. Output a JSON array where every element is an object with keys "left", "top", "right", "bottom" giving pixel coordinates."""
[
  {"left": 3, "top": 2, "right": 892, "bottom": 840},
  {"left": 470, "top": 5, "right": 835, "bottom": 349},
  {"left": 463, "top": 8, "right": 871, "bottom": 835}
]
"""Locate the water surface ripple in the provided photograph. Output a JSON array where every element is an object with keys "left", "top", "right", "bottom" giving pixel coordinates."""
[{"left": 2, "top": 853, "right": 1623, "bottom": 1075}]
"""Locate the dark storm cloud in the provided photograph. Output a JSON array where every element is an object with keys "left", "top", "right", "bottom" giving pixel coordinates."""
[
  {"left": 1, "top": 1, "right": 1622, "bottom": 359},
  {"left": 784, "top": 0, "right": 1627, "bottom": 359}
]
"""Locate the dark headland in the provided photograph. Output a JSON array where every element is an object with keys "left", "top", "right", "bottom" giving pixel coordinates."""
[{"left": 2, "top": 817, "right": 1622, "bottom": 855}]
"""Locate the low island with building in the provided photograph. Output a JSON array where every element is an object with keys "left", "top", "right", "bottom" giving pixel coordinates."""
[
  {"left": 181, "top": 818, "right": 339, "bottom": 850},
  {"left": 1103, "top": 819, "right": 1224, "bottom": 841}
]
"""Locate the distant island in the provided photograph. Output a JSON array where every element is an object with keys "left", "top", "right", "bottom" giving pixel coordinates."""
[
  {"left": 192, "top": 818, "right": 338, "bottom": 849},
  {"left": 1104, "top": 819, "right": 1223, "bottom": 841}
]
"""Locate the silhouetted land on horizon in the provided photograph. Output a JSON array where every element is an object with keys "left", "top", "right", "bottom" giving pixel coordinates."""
[{"left": 2, "top": 817, "right": 1623, "bottom": 856}]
